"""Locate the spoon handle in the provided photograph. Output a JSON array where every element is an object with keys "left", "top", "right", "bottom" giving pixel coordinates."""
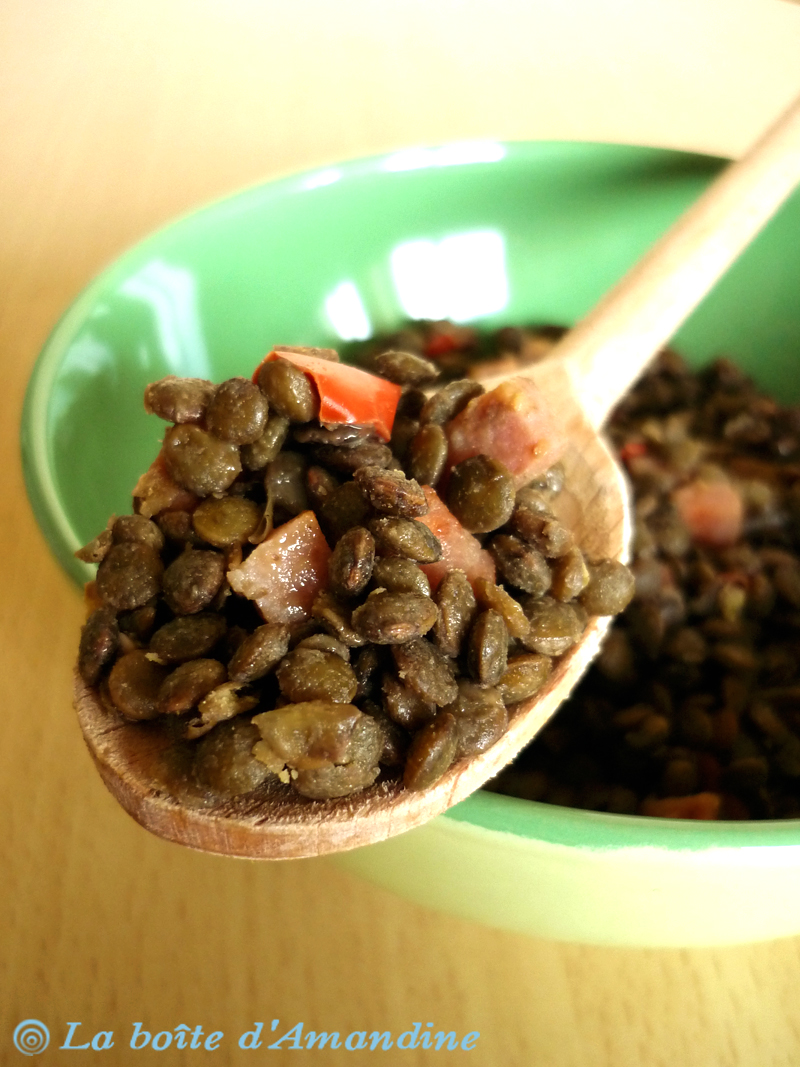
[{"left": 552, "top": 90, "right": 800, "bottom": 430}]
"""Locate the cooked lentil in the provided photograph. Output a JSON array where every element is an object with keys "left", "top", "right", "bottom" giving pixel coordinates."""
[
  {"left": 407, "top": 422, "right": 448, "bottom": 488},
  {"left": 162, "top": 549, "right": 226, "bottom": 615},
  {"left": 371, "top": 557, "right": 431, "bottom": 597},
  {"left": 447, "top": 455, "right": 516, "bottom": 533},
  {"left": 257, "top": 356, "right": 319, "bottom": 422},
  {"left": 466, "top": 609, "right": 509, "bottom": 686},
  {"left": 368, "top": 516, "right": 442, "bottom": 562},
  {"left": 206, "top": 377, "right": 268, "bottom": 444},
  {"left": 162, "top": 424, "right": 242, "bottom": 496}
]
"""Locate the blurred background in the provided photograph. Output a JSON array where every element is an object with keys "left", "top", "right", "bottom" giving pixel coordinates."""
[{"left": 2, "top": 1, "right": 800, "bottom": 1063}]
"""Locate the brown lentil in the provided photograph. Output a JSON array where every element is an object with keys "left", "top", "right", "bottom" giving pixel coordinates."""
[
  {"left": 158, "top": 658, "right": 227, "bottom": 715},
  {"left": 78, "top": 608, "right": 119, "bottom": 685},
  {"left": 293, "top": 422, "right": 375, "bottom": 447},
  {"left": 407, "top": 422, "right": 448, "bottom": 487},
  {"left": 432, "top": 570, "right": 477, "bottom": 658},
  {"left": 241, "top": 414, "right": 290, "bottom": 470},
  {"left": 389, "top": 415, "right": 420, "bottom": 463},
  {"left": 354, "top": 466, "right": 428, "bottom": 518},
  {"left": 108, "top": 650, "right": 169, "bottom": 720},
  {"left": 227, "top": 623, "right": 290, "bottom": 684},
  {"left": 473, "top": 578, "right": 530, "bottom": 639},
  {"left": 369, "top": 517, "right": 442, "bottom": 562},
  {"left": 446, "top": 681, "right": 508, "bottom": 759},
  {"left": 112, "top": 515, "right": 165, "bottom": 553},
  {"left": 193, "top": 717, "right": 273, "bottom": 796},
  {"left": 392, "top": 637, "right": 458, "bottom": 707},
  {"left": 323, "top": 524, "right": 375, "bottom": 599},
  {"left": 373, "top": 349, "right": 440, "bottom": 386},
  {"left": 521, "top": 597, "right": 586, "bottom": 656},
  {"left": 317, "top": 480, "right": 372, "bottom": 543},
  {"left": 305, "top": 464, "right": 340, "bottom": 508},
  {"left": 276, "top": 648, "right": 358, "bottom": 704},
  {"left": 550, "top": 546, "right": 591, "bottom": 602},
  {"left": 162, "top": 549, "right": 226, "bottom": 615},
  {"left": 206, "top": 377, "right": 268, "bottom": 444},
  {"left": 352, "top": 590, "right": 438, "bottom": 644},
  {"left": 371, "top": 557, "right": 431, "bottom": 597},
  {"left": 419, "top": 379, "right": 484, "bottom": 424},
  {"left": 312, "top": 591, "right": 367, "bottom": 647},
  {"left": 466, "top": 609, "right": 508, "bottom": 686},
  {"left": 510, "top": 506, "right": 574, "bottom": 558},
  {"left": 489, "top": 534, "right": 552, "bottom": 596},
  {"left": 257, "top": 356, "right": 319, "bottom": 422},
  {"left": 353, "top": 645, "right": 383, "bottom": 699},
  {"left": 162, "top": 424, "right": 242, "bottom": 496},
  {"left": 382, "top": 672, "right": 437, "bottom": 730},
  {"left": 149, "top": 614, "right": 227, "bottom": 664},
  {"left": 496, "top": 653, "right": 553, "bottom": 705},
  {"left": 313, "top": 440, "right": 395, "bottom": 473},
  {"left": 144, "top": 376, "right": 215, "bottom": 424},
  {"left": 447, "top": 456, "right": 515, "bottom": 533},
  {"left": 265, "top": 451, "right": 309, "bottom": 518},
  {"left": 192, "top": 497, "right": 263, "bottom": 547},
  {"left": 403, "top": 712, "right": 458, "bottom": 791},
  {"left": 96, "top": 542, "right": 163, "bottom": 611},
  {"left": 296, "top": 633, "right": 351, "bottom": 661}
]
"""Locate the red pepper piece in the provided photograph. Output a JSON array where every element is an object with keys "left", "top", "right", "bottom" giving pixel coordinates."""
[
  {"left": 619, "top": 440, "right": 648, "bottom": 463},
  {"left": 254, "top": 350, "right": 402, "bottom": 442}
]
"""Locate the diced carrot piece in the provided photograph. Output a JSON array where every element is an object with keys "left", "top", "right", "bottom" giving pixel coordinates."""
[
  {"left": 672, "top": 479, "right": 744, "bottom": 547},
  {"left": 417, "top": 486, "right": 496, "bottom": 592},
  {"left": 640, "top": 792, "right": 721, "bottom": 820},
  {"left": 132, "top": 454, "right": 198, "bottom": 518},
  {"left": 227, "top": 511, "right": 331, "bottom": 624},
  {"left": 446, "top": 378, "right": 567, "bottom": 488}
]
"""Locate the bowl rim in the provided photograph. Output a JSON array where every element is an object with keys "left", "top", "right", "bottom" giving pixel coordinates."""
[{"left": 22, "top": 136, "right": 800, "bottom": 853}]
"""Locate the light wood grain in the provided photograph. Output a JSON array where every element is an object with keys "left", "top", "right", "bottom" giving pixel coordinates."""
[{"left": 3, "top": 1, "right": 800, "bottom": 1063}]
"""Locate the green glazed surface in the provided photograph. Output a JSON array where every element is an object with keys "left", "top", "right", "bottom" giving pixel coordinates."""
[{"left": 23, "top": 141, "right": 800, "bottom": 943}]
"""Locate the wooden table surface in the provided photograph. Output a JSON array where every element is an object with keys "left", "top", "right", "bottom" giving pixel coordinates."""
[{"left": 3, "top": 1, "right": 800, "bottom": 1063}]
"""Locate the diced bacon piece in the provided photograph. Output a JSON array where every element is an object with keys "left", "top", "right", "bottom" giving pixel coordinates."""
[
  {"left": 672, "top": 479, "right": 744, "bottom": 547},
  {"left": 417, "top": 487, "right": 496, "bottom": 592},
  {"left": 640, "top": 793, "right": 721, "bottom": 820},
  {"left": 446, "top": 378, "right": 567, "bottom": 488},
  {"left": 227, "top": 511, "right": 331, "bottom": 624},
  {"left": 132, "top": 454, "right": 198, "bottom": 518}
]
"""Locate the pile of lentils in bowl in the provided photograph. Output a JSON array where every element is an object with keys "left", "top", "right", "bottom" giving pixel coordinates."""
[
  {"left": 76, "top": 324, "right": 633, "bottom": 803},
  {"left": 483, "top": 328, "right": 800, "bottom": 820}
]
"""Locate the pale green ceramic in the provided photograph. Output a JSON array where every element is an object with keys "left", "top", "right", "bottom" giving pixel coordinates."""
[{"left": 23, "top": 141, "right": 800, "bottom": 946}]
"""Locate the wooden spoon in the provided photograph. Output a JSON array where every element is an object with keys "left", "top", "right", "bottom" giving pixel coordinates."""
[{"left": 74, "top": 93, "right": 800, "bottom": 859}]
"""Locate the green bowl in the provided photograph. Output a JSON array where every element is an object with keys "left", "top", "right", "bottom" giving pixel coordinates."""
[{"left": 23, "top": 141, "right": 800, "bottom": 947}]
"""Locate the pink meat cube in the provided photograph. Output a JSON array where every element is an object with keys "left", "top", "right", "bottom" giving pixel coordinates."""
[
  {"left": 446, "top": 378, "right": 567, "bottom": 488},
  {"left": 672, "top": 479, "right": 744, "bottom": 548},
  {"left": 132, "top": 454, "right": 198, "bottom": 518},
  {"left": 417, "top": 487, "right": 496, "bottom": 592},
  {"left": 227, "top": 510, "right": 331, "bottom": 623}
]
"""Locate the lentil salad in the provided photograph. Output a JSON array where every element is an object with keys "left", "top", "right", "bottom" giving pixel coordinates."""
[{"left": 76, "top": 323, "right": 633, "bottom": 804}]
